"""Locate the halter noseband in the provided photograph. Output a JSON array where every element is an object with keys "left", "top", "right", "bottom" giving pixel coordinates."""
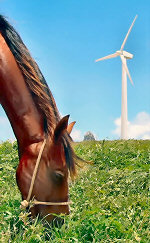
[{"left": 20, "top": 139, "right": 72, "bottom": 209}]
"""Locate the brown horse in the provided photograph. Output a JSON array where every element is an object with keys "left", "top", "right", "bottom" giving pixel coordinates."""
[{"left": 0, "top": 15, "right": 77, "bottom": 222}]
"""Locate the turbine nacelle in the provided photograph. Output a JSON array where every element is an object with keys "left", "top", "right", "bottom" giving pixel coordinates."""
[{"left": 116, "top": 50, "right": 133, "bottom": 59}]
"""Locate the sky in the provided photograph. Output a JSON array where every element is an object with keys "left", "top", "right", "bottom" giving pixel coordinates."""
[{"left": 0, "top": 0, "right": 150, "bottom": 141}]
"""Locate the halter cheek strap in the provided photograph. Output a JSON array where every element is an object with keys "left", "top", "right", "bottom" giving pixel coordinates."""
[{"left": 20, "top": 139, "right": 72, "bottom": 209}]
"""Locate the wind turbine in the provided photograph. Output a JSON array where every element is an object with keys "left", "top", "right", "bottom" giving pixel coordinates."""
[{"left": 95, "top": 15, "right": 137, "bottom": 140}]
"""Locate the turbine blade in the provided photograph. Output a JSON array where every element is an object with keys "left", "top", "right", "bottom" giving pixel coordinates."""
[
  {"left": 120, "top": 55, "right": 133, "bottom": 85},
  {"left": 95, "top": 52, "right": 119, "bottom": 62},
  {"left": 121, "top": 15, "right": 138, "bottom": 50}
]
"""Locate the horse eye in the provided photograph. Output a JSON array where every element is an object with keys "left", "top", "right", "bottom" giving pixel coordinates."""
[{"left": 54, "top": 170, "right": 64, "bottom": 181}]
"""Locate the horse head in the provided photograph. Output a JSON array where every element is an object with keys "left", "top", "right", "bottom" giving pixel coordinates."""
[
  {"left": 16, "top": 115, "right": 76, "bottom": 222},
  {"left": 0, "top": 15, "right": 78, "bottom": 223}
]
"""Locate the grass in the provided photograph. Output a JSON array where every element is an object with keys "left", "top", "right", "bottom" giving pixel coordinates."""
[{"left": 0, "top": 139, "right": 149, "bottom": 242}]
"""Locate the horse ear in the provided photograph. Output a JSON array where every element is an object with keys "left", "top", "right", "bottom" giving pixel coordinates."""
[
  {"left": 67, "top": 121, "right": 76, "bottom": 134},
  {"left": 54, "top": 115, "right": 70, "bottom": 142}
]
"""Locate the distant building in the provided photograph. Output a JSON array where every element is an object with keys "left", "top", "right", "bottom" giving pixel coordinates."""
[{"left": 83, "top": 131, "right": 95, "bottom": 141}]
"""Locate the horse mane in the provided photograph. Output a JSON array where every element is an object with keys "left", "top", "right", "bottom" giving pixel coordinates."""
[
  {"left": 0, "top": 15, "right": 60, "bottom": 135},
  {"left": 0, "top": 15, "right": 76, "bottom": 176}
]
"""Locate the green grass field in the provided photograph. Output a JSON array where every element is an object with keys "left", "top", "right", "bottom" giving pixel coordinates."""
[{"left": 0, "top": 140, "right": 149, "bottom": 242}]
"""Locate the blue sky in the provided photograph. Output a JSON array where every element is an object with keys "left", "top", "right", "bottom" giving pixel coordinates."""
[{"left": 0, "top": 0, "right": 150, "bottom": 141}]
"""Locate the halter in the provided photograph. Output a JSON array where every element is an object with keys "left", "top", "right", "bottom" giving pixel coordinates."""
[{"left": 20, "top": 139, "right": 72, "bottom": 209}]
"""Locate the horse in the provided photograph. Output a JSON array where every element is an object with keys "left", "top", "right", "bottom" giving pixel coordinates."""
[{"left": 0, "top": 15, "right": 78, "bottom": 223}]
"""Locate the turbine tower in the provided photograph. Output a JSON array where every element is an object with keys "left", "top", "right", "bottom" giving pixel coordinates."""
[{"left": 95, "top": 15, "right": 137, "bottom": 140}]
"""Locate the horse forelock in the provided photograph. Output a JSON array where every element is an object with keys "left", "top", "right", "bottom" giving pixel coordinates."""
[{"left": 0, "top": 15, "right": 76, "bottom": 175}]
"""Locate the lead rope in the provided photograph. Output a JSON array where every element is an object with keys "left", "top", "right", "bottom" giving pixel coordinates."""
[{"left": 20, "top": 139, "right": 71, "bottom": 209}]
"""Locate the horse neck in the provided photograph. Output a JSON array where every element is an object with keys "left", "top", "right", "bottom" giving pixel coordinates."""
[{"left": 0, "top": 34, "right": 44, "bottom": 151}]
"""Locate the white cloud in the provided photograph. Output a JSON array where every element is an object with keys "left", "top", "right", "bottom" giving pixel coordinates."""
[
  {"left": 71, "top": 129, "right": 99, "bottom": 142},
  {"left": 112, "top": 111, "right": 150, "bottom": 139},
  {"left": 71, "top": 129, "right": 83, "bottom": 142},
  {"left": 142, "top": 134, "right": 150, "bottom": 140}
]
